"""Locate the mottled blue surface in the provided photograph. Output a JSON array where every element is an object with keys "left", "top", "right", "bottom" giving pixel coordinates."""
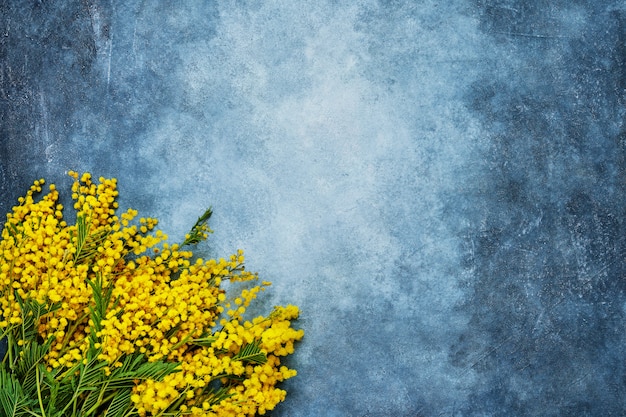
[{"left": 1, "top": 1, "right": 625, "bottom": 415}]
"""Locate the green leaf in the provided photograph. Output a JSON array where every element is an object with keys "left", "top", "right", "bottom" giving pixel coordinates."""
[
  {"left": 42, "top": 367, "right": 68, "bottom": 417},
  {"left": 73, "top": 214, "right": 90, "bottom": 262},
  {"left": 12, "top": 337, "right": 54, "bottom": 397},
  {"left": 104, "top": 354, "right": 180, "bottom": 389},
  {"left": 133, "top": 360, "right": 180, "bottom": 381},
  {"left": 232, "top": 341, "right": 267, "bottom": 365},
  {"left": 55, "top": 355, "right": 108, "bottom": 417},
  {"left": 73, "top": 215, "right": 111, "bottom": 265},
  {"left": 77, "top": 356, "right": 138, "bottom": 416},
  {"left": 5, "top": 221, "right": 21, "bottom": 239},
  {"left": 80, "top": 386, "right": 103, "bottom": 417},
  {"left": 0, "top": 367, "right": 36, "bottom": 417},
  {"left": 104, "top": 387, "right": 133, "bottom": 417},
  {"left": 204, "top": 385, "right": 234, "bottom": 406},
  {"left": 163, "top": 322, "right": 183, "bottom": 340},
  {"left": 87, "top": 275, "right": 114, "bottom": 335},
  {"left": 181, "top": 207, "right": 213, "bottom": 247},
  {"left": 57, "top": 354, "right": 106, "bottom": 394},
  {"left": 190, "top": 335, "right": 217, "bottom": 347},
  {"left": 15, "top": 296, "right": 60, "bottom": 343}
]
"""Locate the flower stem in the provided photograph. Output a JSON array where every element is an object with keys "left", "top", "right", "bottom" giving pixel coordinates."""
[{"left": 36, "top": 366, "right": 47, "bottom": 417}]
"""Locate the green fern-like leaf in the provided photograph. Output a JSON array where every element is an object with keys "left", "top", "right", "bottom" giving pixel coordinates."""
[
  {"left": 0, "top": 368, "right": 36, "bottom": 417},
  {"left": 104, "top": 354, "right": 180, "bottom": 390},
  {"left": 181, "top": 207, "right": 213, "bottom": 247},
  {"left": 129, "top": 359, "right": 180, "bottom": 382},
  {"left": 103, "top": 387, "right": 133, "bottom": 417},
  {"left": 73, "top": 214, "right": 90, "bottom": 262},
  {"left": 5, "top": 221, "right": 22, "bottom": 239},
  {"left": 205, "top": 385, "right": 234, "bottom": 406},
  {"left": 15, "top": 296, "right": 60, "bottom": 343},
  {"left": 87, "top": 275, "right": 114, "bottom": 336},
  {"left": 44, "top": 367, "right": 73, "bottom": 417},
  {"left": 164, "top": 322, "right": 183, "bottom": 340},
  {"left": 232, "top": 341, "right": 267, "bottom": 365},
  {"left": 12, "top": 337, "right": 54, "bottom": 397},
  {"left": 54, "top": 355, "right": 108, "bottom": 416},
  {"left": 73, "top": 215, "right": 111, "bottom": 265},
  {"left": 80, "top": 386, "right": 103, "bottom": 417}
]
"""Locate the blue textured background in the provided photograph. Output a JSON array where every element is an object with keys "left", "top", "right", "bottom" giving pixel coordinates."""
[{"left": 1, "top": 1, "right": 625, "bottom": 415}]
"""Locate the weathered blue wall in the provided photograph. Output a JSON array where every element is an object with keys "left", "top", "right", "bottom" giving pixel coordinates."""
[{"left": 1, "top": 1, "right": 625, "bottom": 415}]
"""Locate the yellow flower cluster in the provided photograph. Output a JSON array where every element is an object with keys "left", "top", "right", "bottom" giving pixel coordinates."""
[{"left": 0, "top": 172, "right": 303, "bottom": 416}]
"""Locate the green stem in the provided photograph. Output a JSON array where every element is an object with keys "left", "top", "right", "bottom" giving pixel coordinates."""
[
  {"left": 83, "top": 388, "right": 116, "bottom": 417},
  {"left": 57, "top": 312, "right": 89, "bottom": 356},
  {"left": 166, "top": 386, "right": 190, "bottom": 414},
  {"left": 7, "top": 331, "right": 15, "bottom": 369},
  {"left": 36, "top": 366, "right": 47, "bottom": 417},
  {"left": 58, "top": 359, "right": 92, "bottom": 416}
]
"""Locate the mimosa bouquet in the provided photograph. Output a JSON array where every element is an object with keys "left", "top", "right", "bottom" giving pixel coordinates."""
[{"left": 0, "top": 172, "right": 303, "bottom": 417}]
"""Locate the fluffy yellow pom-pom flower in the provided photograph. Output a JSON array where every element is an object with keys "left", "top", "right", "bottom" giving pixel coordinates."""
[{"left": 0, "top": 172, "right": 303, "bottom": 417}]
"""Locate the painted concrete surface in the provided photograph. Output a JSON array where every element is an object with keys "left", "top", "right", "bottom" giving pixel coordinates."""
[{"left": 1, "top": 1, "right": 625, "bottom": 415}]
